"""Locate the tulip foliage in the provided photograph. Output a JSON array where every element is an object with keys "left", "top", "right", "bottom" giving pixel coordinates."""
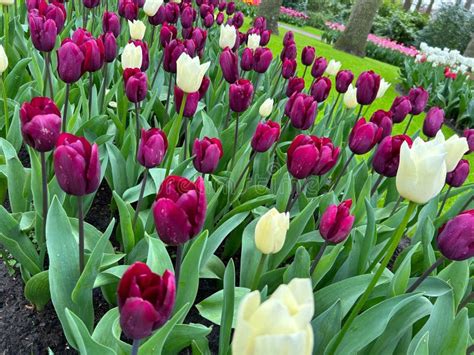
[{"left": 0, "top": 1, "right": 473, "bottom": 354}]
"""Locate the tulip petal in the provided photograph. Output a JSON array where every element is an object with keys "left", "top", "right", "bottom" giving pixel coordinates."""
[
  {"left": 153, "top": 198, "right": 192, "bottom": 245},
  {"left": 120, "top": 297, "right": 159, "bottom": 340}
]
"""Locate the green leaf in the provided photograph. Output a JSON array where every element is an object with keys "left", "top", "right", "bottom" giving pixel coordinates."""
[
  {"left": 112, "top": 191, "right": 135, "bottom": 255},
  {"left": 219, "top": 260, "right": 235, "bottom": 355},
  {"left": 283, "top": 246, "right": 310, "bottom": 283},
  {"left": 163, "top": 324, "right": 212, "bottom": 354},
  {"left": 5, "top": 58, "right": 32, "bottom": 97},
  {"left": 390, "top": 242, "right": 421, "bottom": 296},
  {"left": 438, "top": 260, "right": 469, "bottom": 307},
  {"left": 312, "top": 300, "right": 342, "bottom": 354},
  {"left": 106, "top": 143, "right": 128, "bottom": 196},
  {"left": 24, "top": 270, "right": 50, "bottom": 311},
  {"left": 146, "top": 235, "right": 174, "bottom": 275},
  {"left": 311, "top": 244, "right": 343, "bottom": 288},
  {"left": 439, "top": 308, "right": 469, "bottom": 355},
  {"left": 92, "top": 307, "right": 130, "bottom": 354},
  {"left": 240, "top": 219, "right": 259, "bottom": 288},
  {"left": 409, "top": 332, "right": 430, "bottom": 355},
  {"left": 357, "top": 199, "right": 376, "bottom": 274}
]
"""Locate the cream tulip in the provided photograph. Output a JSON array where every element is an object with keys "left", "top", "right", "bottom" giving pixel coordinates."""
[
  {"left": 121, "top": 43, "right": 143, "bottom": 70},
  {"left": 396, "top": 132, "right": 447, "bottom": 204},
  {"left": 443, "top": 134, "right": 469, "bottom": 172},
  {"left": 0, "top": 0, "right": 14, "bottom": 5},
  {"left": 259, "top": 98, "right": 274, "bottom": 118},
  {"left": 219, "top": 24, "right": 237, "bottom": 49},
  {"left": 325, "top": 59, "right": 341, "bottom": 76},
  {"left": 176, "top": 53, "right": 210, "bottom": 93},
  {"left": 376, "top": 78, "right": 391, "bottom": 99},
  {"left": 0, "top": 45, "right": 8, "bottom": 74},
  {"left": 143, "top": 0, "right": 163, "bottom": 16},
  {"left": 129, "top": 20, "right": 146, "bottom": 40},
  {"left": 343, "top": 84, "right": 357, "bottom": 109},
  {"left": 232, "top": 278, "right": 314, "bottom": 355},
  {"left": 247, "top": 33, "right": 261, "bottom": 51},
  {"left": 255, "top": 208, "right": 290, "bottom": 254}
]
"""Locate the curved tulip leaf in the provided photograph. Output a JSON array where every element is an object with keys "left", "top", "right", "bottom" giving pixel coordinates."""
[
  {"left": 24, "top": 270, "right": 50, "bottom": 311},
  {"left": 92, "top": 307, "right": 131, "bottom": 355}
]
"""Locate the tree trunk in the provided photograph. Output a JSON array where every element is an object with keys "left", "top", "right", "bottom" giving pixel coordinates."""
[
  {"left": 403, "top": 0, "right": 412, "bottom": 10},
  {"left": 334, "top": 0, "right": 383, "bottom": 57},
  {"left": 415, "top": 0, "right": 423, "bottom": 11},
  {"left": 257, "top": 0, "right": 282, "bottom": 35},
  {"left": 465, "top": 0, "right": 472, "bottom": 10},
  {"left": 426, "top": 0, "right": 435, "bottom": 14},
  {"left": 464, "top": 34, "right": 474, "bottom": 58}
]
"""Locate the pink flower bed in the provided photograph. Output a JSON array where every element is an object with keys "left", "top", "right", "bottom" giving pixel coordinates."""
[
  {"left": 280, "top": 6, "right": 309, "bottom": 20},
  {"left": 326, "top": 21, "right": 419, "bottom": 57}
]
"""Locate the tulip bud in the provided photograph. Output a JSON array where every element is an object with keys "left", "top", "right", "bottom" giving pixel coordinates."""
[
  {"left": 260, "top": 30, "right": 271, "bottom": 46},
  {"left": 118, "top": 263, "right": 175, "bottom": 340},
  {"left": 437, "top": 210, "right": 474, "bottom": 261},
  {"left": 54, "top": 133, "right": 100, "bottom": 196},
  {"left": 137, "top": 128, "right": 168, "bottom": 168},
  {"left": 80, "top": 37, "right": 105, "bottom": 73},
  {"left": 57, "top": 41, "right": 84, "bottom": 83},
  {"left": 283, "top": 31, "right": 294, "bottom": 46},
  {"left": 253, "top": 16, "right": 266, "bottom": 30},
  {"left": 232, "top": 11, "right": 244, "bottom": 29},
  {"left": 219, "top": 47, "right": 239, "bottom": 84},
  {"left": 218, "top": 1, "right": 226, "bottom": 11},
  {"left": 254, "top": 208, "right": 289, "bottom": 254},
  {"left": 370, "top": 110, "right": 392, "bottom": 140},
  {"left": 280, "top": 41, "right": 296, "bottom": 62},
  {"left": 464, "top": 129, "right": 474, "bottom": 153},
  {"left": 286, "top": 93, "right": 317, "bottom": 130},
  {"left": 128, "top": 20, "right": 146, "bottom": 40},
  {"left": 149, "top": 5, "right": 166, "bottom": 26},
  {"left": 199, "top": 76, "right": 210, "bottom": 100},
  {"left": 320, "top": 200, "right": 354, "bottom": 244},
  {"left": 103, "top": 11, "right": 121, "bottom": 37},
  {"left": 343, "top": 84, "right": 357, "bottom": 109},
  {"left": 286, "top": 77, "right": 305, "bottom": 97},
  {"left": 253, "top": 47, "right": 272, "bottom": 74},
  {"left": 232, "top": 278, "right": 314, "bottom": 355},
  {"left": 348, "top": 118, "right": 383, "bottom": 155},
  {"left": 240, "top": 47, "right": 253, "bottom": 72},
  {"left": 376, "top": 78, "right": 390, "bottom": 99},
  {"left": 153, "top": 176, "right": 206, "bottom": 245},
  {"left": 216, "top": 11, "right": 224, "bottom": 25},
  {"left": 311, "top": 56, "right": 327, "bottom": 79},
  {"left": 443, "top": 133, "right": 469, "bottom": 172},
  {"left": 373, "top": 135, "right": 412, "bottom": 177},
  {"left": 287, "top": 134, "right": 319, "bottom": 179},
  {"left": 219, "top": 24, "right": 237, "bottom": 49},
  {"left": 325, "top": 59, "right": 341, "bottom": 76},
  {"left": 165, "top": 2, "right": 180, "bottom": 23},
  {"left": 446, "top": 159, "right": 469, "bottom": 188},
  {"left": 396, "top": 133, "right": 447, "bottom": 204},
  {"left": 20, "top": 97, "right": 62, "bottom": 152},
  {"left": 226, "top": 1, "right": 235, "bottom": 15},
  {"left": 159, "top": 23, "right": 177, "bottom": 47},
  {"left": 335, "top": 70, "right": 353, "bottom": 94},
  {"left": 282, "top": 58, "right": 297, "bottom": 79},
  {"left": 101, "top": 32, "right": 117, "bottom": 63},
  {"left": 229, "top": 79, "right": 253, "bottom": 113},
  {"left": 29, "top": 12, "right": 58, "bottom": 52},
  {"left": 356, "top": 70, "right": 381, "bottom": 105},
  {"left": 390, "top": 96, "right": 412, "bottom": 123},
  {"left": 176, "top": 52, "right": 210, "bottom": 93},
  {"left": 180, "top": 5, "right": 194, "bottom": 28},
  {"left": 423, "top": 107, "right": 444, "bottom": 138},
  {"left": 301, "top": 46, "right": 315, "bottom": 66},
  {"left": 174, "top": 87, "right": 199, "bottom": 117},
  {"left": 259, "top": 98, "right": 273, "bottom": 118},
  {"left": 313, "top": 136, "right": 340, "bottom": 175},
  {"left": 408, "top": 87, "right": 429, "bottom": 115},
  {"left": 44, "top": 2, "right": 66, "bottom": 33},
  {"left": 247, "top": 33, "right": 260, "bottom": 50},
  {"left": 144, "top": 0, "right": 163, "bottom": 17},
  {"left": 310, "top": 76, "right": 331, "bottom": 102},
  {"left": 251, "top": 120, "right": 280, "bottom": 152},
  {"left": 130, "top": 40, "right": 149, "bottom": 71},
  {"left": 203, "top": 13, "right": 214, "bottom": 28},
  {"left": 123, "top": 68, "right": 147, "bottom": 103},
  {"left": 191, "top": 28, "right": 207, "bottom": 53},
  {"left": 192, "top": 137, "right": 223, "bottom": 174},
  {"left": 119, "top": 0, "right": 139, "bottom": 21}
]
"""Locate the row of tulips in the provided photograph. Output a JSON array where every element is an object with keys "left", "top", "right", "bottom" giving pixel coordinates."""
[{"left": 0, "top": 0, "right": 473, "bottom": 353}]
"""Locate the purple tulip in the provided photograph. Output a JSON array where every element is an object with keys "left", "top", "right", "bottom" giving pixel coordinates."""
[
  {"left": 311, "top": 57, "right": 327, "bottom": 79},
  {"left": 282, "top": 58, "right": 297, "bottom": 79},
  {"left": 310, "top": 77, "right": 331, "bottom": 102},
  {"left": 283, "top": 31, "right": 294, "bottom": 46},
  {"left": 160, "top": 23, "right": 177, "bottom": 48},
  {"left": 130, "top": 39, "right": 149, "bottom": 71},
  {"left": 356, "top": 70, "right": 381, "bottom": 105},
  {"left": 199, "top": 76, "right": 210, "bottom": 100},
  {"left": 165, "top": 3, "right": 180, "bottom": 24},
  {"left": 437, "top": 210, "right": 474, "bottom": 261},
  {"left": 253, "top": 47, "right": 272, "bottom": 73},
  {"left": 408, "top": 87, "right": 429, "bottom": 115},
  {"left": 57, "top": 41, "right": 85, "bottom": 83},
  {"left": 390, "top": 96, "right": 412, "bottom": 123},
  {"left": 123, "top": 68, "right": 147, "bottom": 103},
  {"left": 226, "top": 1, "right": 235, "bottom": 15},
  {"left": 280, "top": 41, "right": 297, "bottom": 61},
  {"left": 29, "top": 11, "right": 58, "bottom": 52},
  {"left": 423, "top": 107, "right": 444, "bottom": 138},
  {"left": 372, "top": 135, "right": 412, "bottom": 177},
  {"left": 286, "top": 77, "right": 305, "bottom": 97},
  {"left": 241, "top": 47, "right": 254, "bottom": 72},
  {"left": 191, "top": 28, "right": 207, "bottom": 53},
  {"left": 232, "top": 11, "right": 244, "bottom": 29},
  {"left": 101, "top": 32, "right": 117, "bottom": 63},
  {"left": 229, "top": 79, "right": 253, "bottom": 113},
  {"left": 164, "top": 39, "right": 195, "bottom": 73},
  {"left": 174, "top": 87, "right": 200, "bottom": 118},
  {"left": 335, "top": 70, "right": 354, "bottom": 94},
  {"left": 312, "top": 136, "right": 340, "bottom": 175},
  {"left": 286, "top": 93, "right": 317, "bottom": 130},
  {"left": 216, "top": 11, "right": 225, "bottom": 25},
  {"left": 181, "top": 5, "right": 194, "bottom": 28},
  {"left": 219, "top": 47, "right": 239, "bottom": 84},
  {"left": 83, "top": 0, "right": 100, "bottom": 8},
  {"left": 260, "top": 30, "right": 271, "bottom": 46},
  {"left": 218, "top": 1, "right": 226, "bottom": 12},
  {"left": 118, "top": 0, "right": 138, "bottom": 21},
  {"left": 44, "top": 2, "right": 66, "bottom": 32},
  {"left": 103, "top": 11, "right": 121, "bottom": 37},
  {"left": 149, "top": 5, "right": 166, "bottom": 26},
  {"left": 53, "top": 133, "right": 100, "bottom": 196},
  {"left": 20, "top": 97, "right": 61, "bottom": 152},
  {"left": 118, "top": 263, "right": 175, "bottom": 340},
  {"left": 203, "top": 13, "right": 214, "bottom": 28},
  {"left": 137, "top": 128, "right": 168, "bottom": 168},
  {"left": 446, "top": 159, "right": 470, "bottom": 188},
  {"left": 152, "top": 176, "right": 207, "bottom": 245},
  {"left": 319, "top": 200, "right": 355, "bottom": 244},
  {"left": 464, "top": 129, "right": 474, "bottom": 153},
  {"left": 348, "top": 118, "right": 383, "bottom": 155},
  {"left": 251, "top": 120, "right": 281, "bottom": 152},
  {"left": 193, "top": 137, "right": 223, "bottom": 174},
  {"left": 370, "top": 110, "right": 393, "bottom": 140},
  {"left": 301, "top": 46, "right": 315, "bottom": 66}
]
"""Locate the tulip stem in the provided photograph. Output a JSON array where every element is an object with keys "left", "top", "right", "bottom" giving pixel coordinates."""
[
  {"left": 403, "top": 114, "right": 414, "bottom": 135},
  {"left": 183, "top": 117, "right": 190, "bottom": 160},
  {"left": 39, "top": 152, "right": 48, "bottom": 266},
  {"left": 224, "top": 106, "right": 231, "bottom": 129},
  {"left": 62, "top": 83, "right": 70, "bottom": 132},
  {"left": 150, "top": 52, "right": 164, "bottom": 89},
  {"left": 231, "top": 112, "right": 239, "bottom": 169},
  {"left": 370, "top": 174, "right": 384, "bottom": 196},
  {"left": 131, "top": 339, "right": 140, "bottom": 355},
  {"left": 406, "top": 257, "right": 444, "bottom": 293},
  {"left": 88, "top": 72, "right": 93, "bottom": 119},
  {"left": 175, "top": 244, "right": 183, "bottom": 287},
  {"left": 458, "top": 292, "right": 474, "bottom": 311},
  {"left": 251, "top": 253, "right": 267, "bottom": 291},
  {"left": 135, "top": 102, "right": 140, "bottom": 143},
  {"left": 437, "top": 185, "right": 452, "bottom": 217},
  {"left": 325, "top": 93, "right": 340, "bottom": 129},
  {"left": 78, "top": 195, "right": 85, "bottom": 274},
  {"left": 331, "top": 152, "right": 355, "bottom": 192},
  {"left": 165, "top": 73, "right": 173, "bottom": 113},
  {"left": 234, "top": 150, "right": 256, "bottom": 193},
  {"left": 99, "top": 63, "right": 108, "bottom": 111},
  {"left": 310, "top": 240, "right": 328, "bottom": 276},
  {"left": 329, "top": 201, "right": 417, "bottom": 354},
  {"left": 388, "top": 196, "right": 403, "bottom": 218},
  {"left": 3, "top": 5, "right": 8, "bottom": 54},
  {"left": 132, "top": 169, "right": 148, "bottom": 231},
  {"left": 302, "top": 66, "right": 307, "bottom": 79},
  {"left": 0, "top": 74, "right": 8, "bottom": 136},
  {"left": 165, "top": 93, "right": 187, "bottom": 176},
  {"left": 355, "top": 105, "right": 363, "bottom": 120},
  {"left": 47, "top": 52, "right": 54, "bottom": 98},
  {"left": 460, "top": 195, "right": 473, "bottom": 213}
]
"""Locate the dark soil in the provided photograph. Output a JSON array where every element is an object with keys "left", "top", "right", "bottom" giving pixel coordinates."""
[{"left": 84, "top": 180, "right": 113, "bottom": 233}]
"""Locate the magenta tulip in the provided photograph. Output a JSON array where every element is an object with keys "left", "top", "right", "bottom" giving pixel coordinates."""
[
  {"left": 118, "top": 0, "right": 138, "bottom": 20},
  {"left": 101, "top": 32, "right": 117, "bottom": 63},
  {"left": 370, "top": 110, "right": 393, "bottom": 140},
  {"left": 229, "top": 79, "right": 253, "bottom": 113},
  {"left": 174, "top": 87, "right": 200, "bottom": 118},
  {"left": 286, "top": 77, "right": 305, "bottom": 97},
  {"left": 319, "top": 199, "right": 355, "bottom": 244},
  {"left": 124, "top": 68, "right": 147, "bottom": 103},
  {"left": 103, "top": 11, "right": 121, "bottom": 37},
  {"left": 446, "top": 159, "right": 470, "bottom": 188},
  {"left": 311, "top": 57, "right": 327, "bottom": 79},
  {"left": 301, "top": 46, "right": 315, "bottom": 66},
  {"left": 286, "top": 93, "right": 317, "bottom": 130},
  {"left": 57, "top": 41, "right": 85, "bottom": 83},
  {"left": 193, "top": 137, "right": 223, "bottom": 173},
  {"left": 437, "top": 210, "right": 474, "bottom": 261},
  {"left": 348, "top": 118, "right": 383, "bottom": 155},
  {"left": 335, "top": 70, "right": 354, "bottom": 94},
  {"left": 310, "top": 77, "right": 331, "bottom": 102},
  {"left": 356, "top": 70, "right": 381, "bottom": 105},
  {"left": 464, "top": 129, "right": 474, "bottom": 153},
  {"left": 408, "top": 87, "right": 429, "bottom": 115},
  {"left": 372, "top": 135, "right": 412, "bottom": 177},
  {"left": 220, "top": 47, "right": 239, "bottom": 84},
  {"left": 253, "top": 47, "right": 272, "bottom": 73},
  {"left": 137, "top": 128, "right": 168, "bottom": 168},
  {"left": 28, "top": 11, "right": 58, "bottom": 52},
  {"left": 282, "top": 58, "right": 297, "bottom": 79},
  {"left": 423, "top": 107, "right": 444, "bottom": 138},
  {"left": 241, "top": 48, "right": 254, "bottom": 72},
  {"left": 251, "top": 120, "right": 281, "bottom": 152},
  {"left": 390, "top": 96, "right": 412, "bottom": 123}
]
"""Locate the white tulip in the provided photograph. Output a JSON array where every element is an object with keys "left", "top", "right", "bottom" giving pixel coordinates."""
[
  {"left": 254, "top": 208, "right": 290, "bottom": 255},
  {"left": 259, "top": 98, "right": 273, "bottom": 117},
  {"left": 121, "top": 43, "right": 143, "bottom": 70},
  {"left": 0, "top": 45, "right": 8, "bottom": 74},
  {"left": 0, "top": 0, "right": 14, "bottom": 5},
  {"left": 376, "top": 78, "right": 391, "bottom": 99},
  {"left": 232, "top": 278, "right": 314, "bottom": 355},
  {"left": 443, "top": 134, "right": 469, "bottom": 172},
  {"left": 219, "top": 24, "right": 237, "bottom": 49},
  {"left": 343, "top": 84, "right": 357, "bottom": 109},
  {"left": 396, "top": 132, "right": 447, "bottom": 204},
  {"left": 176, "top": 53, "right": 210, "bottom": 93},
  {"left": 247, "top": 33, "right": 261, "bottom": 51},
  {"left": 143, "top": 0, "right": 163, "bottom": 16},
  {"left": 325, "top": 59, "right": 341, "bottom": 76},
  {"left": 128, "top": 20, "right": 146, "bottom": 40}
]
